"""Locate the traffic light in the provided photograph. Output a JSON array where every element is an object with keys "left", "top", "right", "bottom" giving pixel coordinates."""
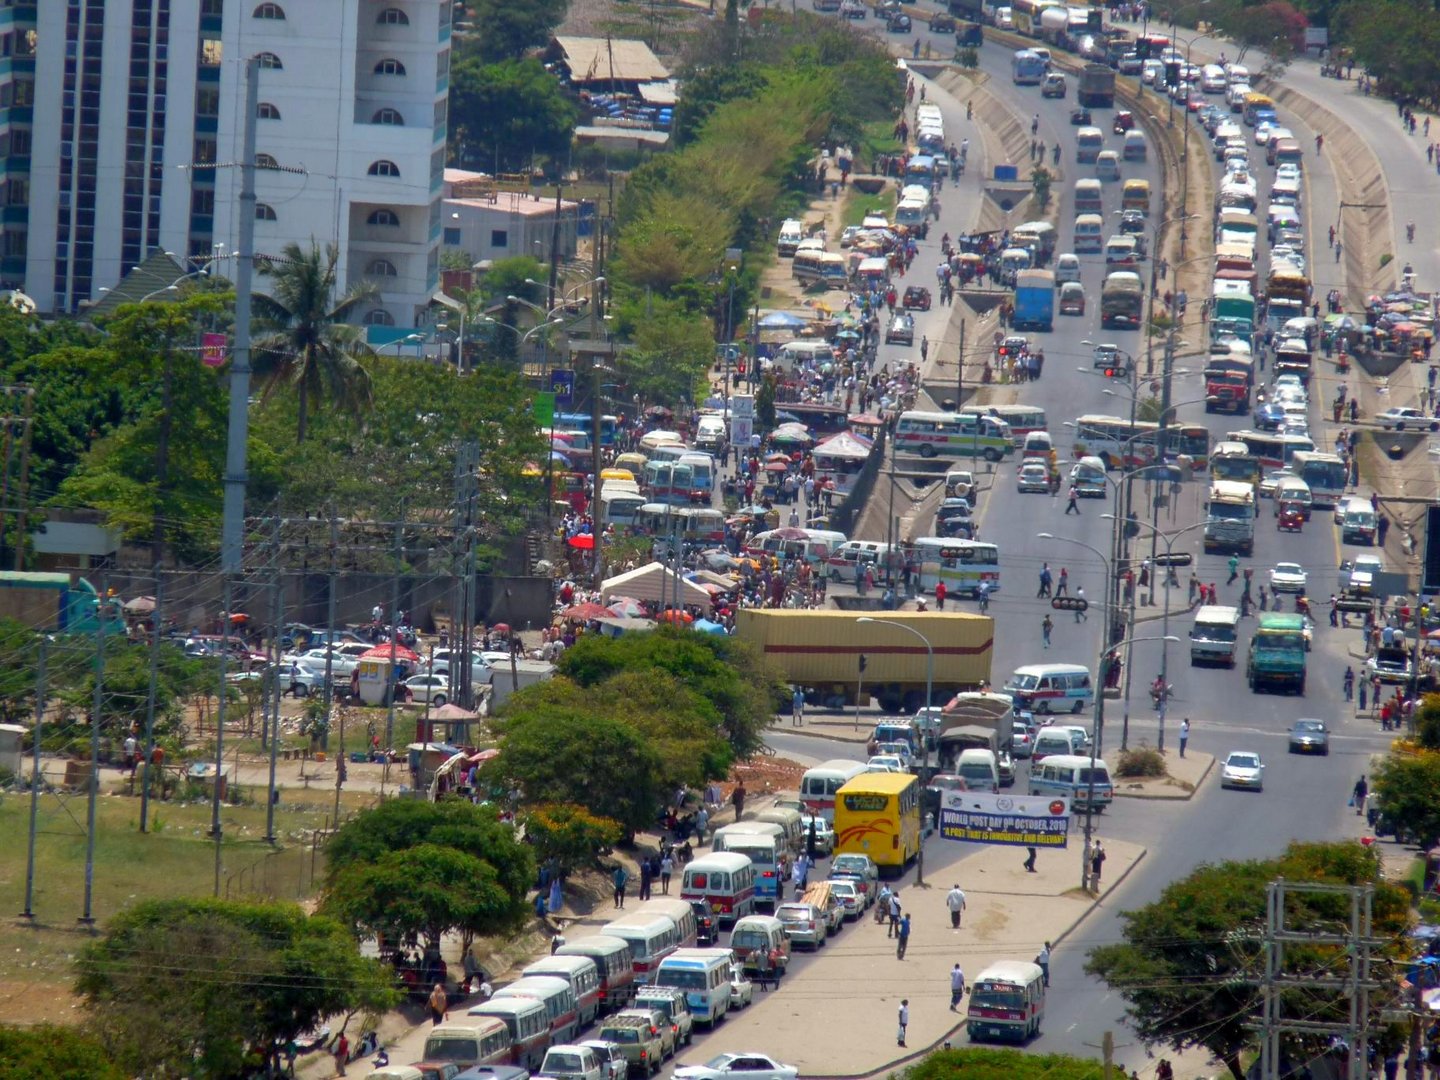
[
  {"left": 1165, "top": 61, "right": 1181, "bottom": 87},
  {"left": 1087, "top": 7, "right": 1102, "bottom": 30},
  {"left": 1051, "top": 597, "right": 1089, "bottom": 611},
  {"left": 858, "top": 654, "right": 868, "bottom": 674},
  {"left": 1136, "top": 39, "right": 1151, "bottom": 59},
  {"left": 1103, "top": 365, "right": 1124, "bottom": 378}
]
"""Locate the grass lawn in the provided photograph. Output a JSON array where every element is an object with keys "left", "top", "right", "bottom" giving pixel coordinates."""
[
  {"left": 843, "top": 186, "right": 895, "bottom": 228},
  {"left": 0, "top": 784, "right": 377, "bottom": 1016}
]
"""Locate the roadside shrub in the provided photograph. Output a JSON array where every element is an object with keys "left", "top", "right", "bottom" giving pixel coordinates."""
[{"left": 1115, "top": 747, "right": 1166, "bottom": 778}]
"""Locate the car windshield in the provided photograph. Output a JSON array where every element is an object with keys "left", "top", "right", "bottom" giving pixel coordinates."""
[
  {"left": 833, "top": 856, "right": 867, "bottom": 873},
  {"left": 604, "top": 1029, "right": 640, "bottom": 1043},
  {"left": 1294, "top": 721, "right": 1323, "bottom": 733},
  {"left": 424, "top": 1036, "right": 478, "bottom": 1063},
  {"left": 732, "top": 929, "right": 768, "bottom": 950},
  {"left": 707, "top": 1057, "right": 739, "bottom": 1069},
  {"left": 1228, "top": 754, "right": 1260, "bottom": 768},
  {"left": 547, "top": 1055, "right": 585, "bottom": 1072},
  {"left": 1275, "top": 564, "right": 1302, "bottom": 574}
]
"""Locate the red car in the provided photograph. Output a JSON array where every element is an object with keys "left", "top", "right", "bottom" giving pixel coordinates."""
[
  {"left": 902, "top": 286, "right": 932, "bottom": 311},
  {"left": 1278, "top": 504, "right": 1305, "bottom": 532}
]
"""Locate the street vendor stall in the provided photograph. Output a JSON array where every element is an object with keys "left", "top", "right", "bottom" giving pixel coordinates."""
[{"left": 812, "top": 430, "right": 876, "bottom": 496}]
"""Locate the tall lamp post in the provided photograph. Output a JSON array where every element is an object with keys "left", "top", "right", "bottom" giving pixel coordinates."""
[{"left": 857, "top": 616, "right": 932, "bottom": 887}]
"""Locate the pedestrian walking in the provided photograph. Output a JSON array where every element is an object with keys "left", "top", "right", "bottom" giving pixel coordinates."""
[
  {"left": 1227, "top": 555, "right": 1239, "bottom": 584},
  {"left": 791, "top": 859, "right": 806, "bottom": 899},
  {"left": 1089, "top": 841, "right": 1106, "bottom": 888},
  {"left": 1042, "top": 614, "right": 1053, "bottom": 648},
  {"left": 1038, "top": 563, "right": 1053, "bottom": 597},
  {"left": 1343, "top": 666, "right": 1355, "bottom": 701},
  {"left": 1359, "top": 678, "right": 1368, "bottom": 711},
  {"left": 333, "top": 1032, "right": 350, "bottom": 1077},
  {"left": 887, "top": 890, "right": 902, "bottom": 936},
  {"left": 732, "top": 781, "right": 746, "bottom": 820},
  {"left": 660, "top": 852, "right": 675, "bottom": 894},
  {"left": 1178, "top": 717, "right": 1190, "bottom": 758},
  {"left": 896, "top": 913, "right": 912, "bottom": 959},
  {"left": 612, "top": 865, "right": 628, "bottom": 908},
  {"left": 639, "top": 857, "right": 653, "bottom": 901},
  {"left": 428, "top": 983, "right": 449, "bottom": 1026},
  {"left": 1056, "top": 567, "right": 1069, "bottom": 596},
  {"left": 1352, "top": 775, "right": 1368, "bottom": 815},
  {"left": 1075, "top": 586, "right": 1087, "bottom": 621},
  {"left": 897, "top": 999, "right": 910, "bottom": 1046},
  {"left": 792, "top": 686, "right": 806, "bottom": 727},
  {"left": 1023, "top": 845, "right": 1038, "bottom": 872},
  {"left": 935, "top": 579, "right": 948, "bottom": 610},
  {"left": 946, "top": 883, "right": 968, "bottom": 928},
  {"left": 949, "top": 964, "right": 967, "bottom": 1010},
  {"left": 1065, "top": 485, "right": 1081, "bottom": 514},
  {"left": 1335, "top": 240, "right": 1343, "bottom": 263}
]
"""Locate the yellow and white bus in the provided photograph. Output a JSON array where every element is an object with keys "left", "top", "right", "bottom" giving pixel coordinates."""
[
  {"left": 894, "top": 410, "right": 1013, "bottom": 461},
  {"left": 914, "top": 537, "right": 1001, "bottom": 598},
  {"left": 833, "top": 772, "right": 921, "bottom": 873}
]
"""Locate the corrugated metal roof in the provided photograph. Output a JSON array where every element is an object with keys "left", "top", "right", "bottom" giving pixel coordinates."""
[{"left": 552, "top": 35, "right": 670, "bottom": 84}]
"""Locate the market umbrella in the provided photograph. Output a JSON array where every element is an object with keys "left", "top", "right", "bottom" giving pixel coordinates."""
[
  {"left": 562, "top": 602, "right": 612, "bottom": 621},
  {"left": 657, "top": 609, "right": 694, "bottom": 624},
  {"left": 468, "top": 746, "right": 499, "bottom": 762},
  {"left": 492, "top": 623, "right": 511, "bottom": 635},
  {"left": 645, "top": 405, "right": 674, "bottom": 419},
  {"left": 770, "top": 429, "right": 813, "bottom": 445},
  {"left": 568, "top": 533, "right": 596, "bottom": 550},
  {"left": 123, "top": 596, "right": 156, "bottom": 615},
  {"left": 764, "top": 460, "right": 791, "bottom": 472},
  {"left": 607, "top": 597, "right": 646, "bottom": 617},
  {"left": 693, "top": 618, "right": 728, "bottom": 635},
  {"left": 359, "top": 643, "right": 420, "bottom": 663},
  {"left": 432, "top": 703, "right": 479, "bottom": 722},
  {"left": 757, "top": 311, "right": 809, "bottom": 330}
]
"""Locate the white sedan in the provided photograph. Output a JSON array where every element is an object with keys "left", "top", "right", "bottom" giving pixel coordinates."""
[
  {"left": 1269, "top": 562, "right": 1308, "bottom": 593},
  {"left": 728, "top": 968, "right": 754, "bottom": 1010},
  {"left": 1275, "top": 162, "right": 1302, "bottom": 183},
  {"left": 675, "top": 1055, "right": 799, "bottom": 1080},
  {"left": 1376, "top": 407, "right": 1439, "bottom": 431},
  {"left": 799, "top": 814, "right": 836, "bottom": 856},
  {"left": 1259, "top": 468, "right": 1295, "bottom": 499},
  {"left": 866, "top": 754, "right": 906, "bottom": 773},
  {"left": 1220, "top": 751, "right": 1265, "bottom": 791}
]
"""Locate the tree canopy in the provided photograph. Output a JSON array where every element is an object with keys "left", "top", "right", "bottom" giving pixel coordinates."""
[
  {"left": 1085, "top": 841, "right": 1409, "bottom": 1079},
  {"left": 904, "top": 1047, "right": 1104, "bottom": 1080},
  {"left": 74, "top": 898, "right": 396, "bottom": 1078},
  {"left": 450, "top": 56, "right": 579, "bottom": 173},
  {"left": 458, "top": 0, "right": 568, "bottom": 64},
  {"left": 0, "top": 1025, "right": 125, "bottom": 1080},
  {"left": 1373, "top": 749, "right": 1440, "bottom": 849}
]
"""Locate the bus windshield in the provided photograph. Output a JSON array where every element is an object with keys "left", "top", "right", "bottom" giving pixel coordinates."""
[
  {"left": 655, "top": 969, "right": 708, "bottom": 991},
  {"left": 971, "top": 987, "right": 1025, "bottom": 1010}
]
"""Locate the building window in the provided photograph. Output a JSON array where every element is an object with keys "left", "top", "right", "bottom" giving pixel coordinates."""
[
  {"left": 367, "top": 208, "right": 401, "bottom": 226},
  {"left": 374, "top": 57, "right": 406, "bottom": 76},
  {"left": 372, "top": 107, "right": 404, "bottom": 125},
  {"left": 364, "top": 308, "right": 395, "bottom": 326},
  {"left": 367, "top": 258, "right": 398, "bottom": 277},
  {"left": 253, "top": 2, "right": 285, "bottom": 18},
  {"left": 200, "top": 38, "right": 223, "bottom": 66},
  {"left": 256, "top": 101, "right": 280, "bottom": 119},
  {"left": 367, "top": 159, "right": 400, "bottom": 177},
  {"left": 197, "top": 86, "right": 221, "bottom": 117},
  {"left": 490, "top": 229, "right": 508, "bottom": 248},
  {"left": 202, "top": 0, "right": 225, "bottom": 14},
  {"left": 256, "top": 52, "right": 283, "bottom": 69},
  {"left": 377, "top": 7, "right": 410, "bottom": 25},
  {"left": 443, "top": 227, "right": 461, "bottom": 246},
  {"left": 255, "top": 152, "right": 279, "bottom": 169},
  {"left": 192, "top": 188, "right": 215, "bottom": 215},
  {"left": 256, "top": 202, "right": 277, "bottom": 220}
]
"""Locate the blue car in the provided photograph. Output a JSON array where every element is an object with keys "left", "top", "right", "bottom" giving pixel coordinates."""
[{"left": 1254, "top": 401, "right": 1287, "bottom": 431}]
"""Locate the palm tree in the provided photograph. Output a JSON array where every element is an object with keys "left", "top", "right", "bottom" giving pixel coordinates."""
[{"left": 253, "top": 241, "right": 380, "bottom": 443}]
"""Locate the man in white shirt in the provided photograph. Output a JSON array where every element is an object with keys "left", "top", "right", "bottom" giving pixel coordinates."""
[
  {"left": 949, "top": 963, "right": 966, "bottom": 1010},
  {"left": 897, "top": 999, "right": 909, "bottom": 1046},
  {"left": 1036, "top": 941, "right": 1051, "bottom": 987},
  {"left": 946, "top": 883, "right": 967, "bottom": 929}
]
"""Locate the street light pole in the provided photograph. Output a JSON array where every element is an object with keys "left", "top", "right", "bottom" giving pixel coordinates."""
[{"left": 857, "top": 616, "right": 932, "bottom": 886}]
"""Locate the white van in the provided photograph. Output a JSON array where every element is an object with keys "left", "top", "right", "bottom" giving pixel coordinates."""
[
  {"left": 681, "top": 852, "right": 757, "bottom": 925},
  {"left": 1029, "top": 754, "right": 1113, "bottom": 811},
  {"left": 654, "top": 948, "right": 735, "bottom": 1027},
  {"left": 1003, "top": 663, "right": 1094, "bottom": 714},
  {"left": 774, "top": 340, "right": 834, "bottom": 372},
  {"left": 423, "top": 1017, "right": 513, "bottom": 1068},
  {"left": 1054, "top": 253, "right": 1082, "bottom": 284},
  {"left": 695, "top": 414, "right": 727, "bottom": 453},
  {"left": 1200, "top": 64, "right": 1228, "bottom": 93},
  {"left": 729, "top": 914, "right": 791, "bottom": 976},
  {"left": 1095, "top": 150, "right": 1121, "bottom": 181},
  {"left": 1074, "top": 178, "right": 1103, "bottom": 214},
  {"left": 777, "top": 219, "right": 805, "bottom": 257},
  {"left": 599, "top": 913, "right": 681, "bottom": 977},
  {"left": 717, "top": 831, "right": 786, "bottom": 908},
  {"left": 1076, "top": 126, "right": 1105, "bottom": 163},
  {"left": 755, "top": 807, "right": 805, "bottom": 852},
  {"left": 1122, "top": 130, "right": 1147, "bottom": 161},
  {"left": 1070, "top": 455, "right": 1107, "bottom": 496},
  {"left": 1030, "top": 727, "right": 1080, "bottom": 762},
  {"left": 1074, "top": 213, "right": 1104, "bottom": 254},
  {"left": 956, "top": 748, "right": 1000, "bottom": 793},
  {"left": 1190, "top": 604, "right": 1241, "bottom": 667},
  {"left": 1021, "top": 430, "right": 1053, "bottom": 460},
  {"left": 827, "top": 540, "right": 895, "bottom": 583},
  {"left": 523, "top": 954, "right": 604, "bottom": 1028},
  {"left": 492, "top": 975, "right": 580, "bottom": 1045}
]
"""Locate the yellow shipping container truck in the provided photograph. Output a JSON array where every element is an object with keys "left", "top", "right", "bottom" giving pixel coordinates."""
[{"left": 735, "top": 609, "right": 993, "bottom": 713}]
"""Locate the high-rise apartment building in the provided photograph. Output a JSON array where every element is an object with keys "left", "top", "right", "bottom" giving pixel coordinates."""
[{"left": 4, "top": 0, "right": 446, "bottom": 325}]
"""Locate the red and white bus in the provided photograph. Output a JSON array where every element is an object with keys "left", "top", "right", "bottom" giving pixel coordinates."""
[
  {"left": 800, "top": 759, "right": 868, "bottom": 822},
  {"left": 680, "top": 852, "right": 757, "bottom": 926}
]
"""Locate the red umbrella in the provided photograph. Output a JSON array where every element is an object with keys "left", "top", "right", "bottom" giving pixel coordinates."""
[
  {"left": 568, "top": 533, "right": 596, "bottom": 550},
  {"left": 562, "top": 602, "right": 612, "bottom": 621},
  {"left": 359, "top": 643, "right": 420, "bottom": 663}
]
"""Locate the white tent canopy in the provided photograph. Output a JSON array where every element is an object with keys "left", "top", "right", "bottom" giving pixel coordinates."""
[{"left": 600, "top": 561, "right": 714, "bottom": 613}]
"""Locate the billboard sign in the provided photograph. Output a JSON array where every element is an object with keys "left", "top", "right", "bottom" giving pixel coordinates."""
[{"left": 938, "top": 791, "right": 1071, "bottom": 848}]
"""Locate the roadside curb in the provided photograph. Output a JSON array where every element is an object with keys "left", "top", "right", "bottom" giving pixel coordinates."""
[
  {"left": 1113, "top": 752, "right": 1212, "bottom": 800},
  {"left": 796, "top": 846, "right": 1148, "bottom": 1080}
]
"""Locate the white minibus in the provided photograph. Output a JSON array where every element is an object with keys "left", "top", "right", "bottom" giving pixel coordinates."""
[
  {"left": 681, "top": 852, "right": 757, "bottom": 925},
  {"left": 1003, "top": 663, "right": 1094, "bottom": 714},
  {"left": 523, "top": 954, "right": 603, "bottom": 1028},
  {"left": 491, "top": 976, "right": 580, "bottom": 1045},
  {"left": 654, "top": 948, "right": 735, "bottom": 1027},
  {"left": 1028, "top": 753, "right": 1113, "bottom": 811},
  {"left": 800, "top": 759, "right": 867, "bottom": 821}
]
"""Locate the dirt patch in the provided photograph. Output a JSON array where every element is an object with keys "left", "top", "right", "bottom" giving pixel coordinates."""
[
  {"left": 0, "top": 976, "right": 84, "bottom": 1028},
  {"left": 971, "top": 904, "right": 1010, "bottom": 942},
  {"left": 728, "top": 755, "right": 807, "bottom": 798}
]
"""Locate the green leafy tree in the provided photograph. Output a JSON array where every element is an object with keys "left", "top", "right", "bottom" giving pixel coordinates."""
[
  {"left": 1373, "top": 751, "right": 1440, "bottom": 848},
  {"left": 672, "top": 64, "right": 768, "bottom": 147},
  {"left": 756, "top": 372, "right": 778, "bottom": 432},
  {"left": 75, "top": 899, "right": 397, "bottom": 1079},
  {"left": 325, "top": 798, "right": 534, "bottom": 903},
  {"left": 0, "top": 1024, "right": 125, "bottom": 1080},
  {"left": 557, "top": 628, "right": 782, "bottom": 759},
  {"left": 459, "top": 0, "right": 568, "bottom": 64},
  {"left": 253, "top": 241, "right": 379, "bottom": 444},
  {"left": 617, "top": 304, "right": 717, "bottom": 407},
  {"left": 1086, "top": 841, "right": 1409, "bottom": 1079},
  {"left": 477, "top": 256, "right": 547, "bottom": 305},
  {"left": 323, "top": 843, "right": 526, "bottom": 955},
  {"left": 1413, "top": 694, "right": 1440, "bottom": 749},
  {"left": 904, "top": 1046, "right": 1104, "bottom": 1080},
  {"left": 450, "top": 57, "right": 578, "bottom": 172},
  {"left": 523, "top": 803, "right": 625, "bottom": 874},
  {"left": 486, "top": 709, "right": 666, "bottom": 832}
]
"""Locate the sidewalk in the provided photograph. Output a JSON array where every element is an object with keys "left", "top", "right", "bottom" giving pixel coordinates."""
[{"left": 1110, "top": 749, "right": 1214, "bottom": 799}]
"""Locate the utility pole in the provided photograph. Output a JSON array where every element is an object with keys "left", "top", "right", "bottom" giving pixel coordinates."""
[
  {"left": 221, "top": 56, "right": 259, "bottom": 574},
  {"left": 955, "top": 318, "right": 967, "bottom": 406},
  {"left": 211, "top": 575, "right": 232, "bottom": 898},
  {"left": 263, "top": 517, "right": 283, "bottom": 843},
  {"left": 321, "top": 512, "right": 339, "bottom": 725},
  {"left": 20, "top": 638, "right": 44, "bottom": 919},
  {"left": 81, "top": 574, "right": 107, "bottom": 923},
  {"left": 547, "top": 184, "right": 563, "bottom": 315},
  {"left": 383, "top": 510, "right": 405, "bottom": 793},
  {"left": 591, "top": 359, "right": 604, "bottom": 585},
  {"left": 139, "top": 571, "right": 164, "bottom": 832}
]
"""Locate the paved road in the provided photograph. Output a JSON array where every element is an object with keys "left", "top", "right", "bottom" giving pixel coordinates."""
[{"left": 741, "top": 11, "right": 1403, "bottom": 1074}]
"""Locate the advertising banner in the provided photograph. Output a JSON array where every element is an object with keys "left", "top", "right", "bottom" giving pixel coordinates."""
[{"left": 938, "top": 791, "right": 1071, "bottom": 848}]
